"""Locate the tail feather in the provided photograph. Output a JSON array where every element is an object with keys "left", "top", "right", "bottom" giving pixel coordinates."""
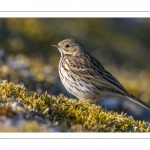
[{"left": 126, "top": 94, "right": 150, "bottom": 110}]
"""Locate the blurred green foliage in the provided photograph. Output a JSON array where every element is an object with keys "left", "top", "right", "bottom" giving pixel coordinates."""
[{"left": 1, "top": 18, "right": 150, "bottom": 70}]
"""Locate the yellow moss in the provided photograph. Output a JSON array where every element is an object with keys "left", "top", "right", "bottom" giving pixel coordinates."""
[{"left": 0, "top": 81, "right": 150, "bottom": 132}]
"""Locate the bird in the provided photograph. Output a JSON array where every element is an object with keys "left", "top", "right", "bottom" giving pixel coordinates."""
[{"left": 51, "top": 38, "right": 150, "bottom": 110}]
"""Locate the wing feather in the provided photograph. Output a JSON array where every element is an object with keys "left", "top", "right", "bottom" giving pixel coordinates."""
[{"left": 68, "top": 54, "right": 129, "bottom": 95}]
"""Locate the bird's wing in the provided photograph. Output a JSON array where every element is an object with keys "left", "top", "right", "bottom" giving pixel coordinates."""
[
  {"left": 67, "top": 54, "right": 150, "bottom": 110},
  {"left": 68, "top": 54, "right": 129, "bottom": 95}
]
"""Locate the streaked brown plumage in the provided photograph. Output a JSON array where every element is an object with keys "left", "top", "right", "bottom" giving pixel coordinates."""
[{"left": 51, "top": 38, "right": 150, "bottom": 110}]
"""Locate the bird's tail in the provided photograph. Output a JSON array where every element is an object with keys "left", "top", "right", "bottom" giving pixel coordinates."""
[{"left": 125, "top": 94, "right": 150, "bottom": 110}]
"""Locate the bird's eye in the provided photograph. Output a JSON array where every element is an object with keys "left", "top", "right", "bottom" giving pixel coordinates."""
[{"left": 65, "top": 44, "right": 70, "bottom": 48}]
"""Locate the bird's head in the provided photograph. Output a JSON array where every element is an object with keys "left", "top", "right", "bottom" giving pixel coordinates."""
[{"left": 51, "top": 38, "right": 87, "bottom": 56}]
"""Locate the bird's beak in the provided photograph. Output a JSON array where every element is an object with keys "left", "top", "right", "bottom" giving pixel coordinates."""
[{"left": 50, "top": 44, "right": 59, "bottom": 48}]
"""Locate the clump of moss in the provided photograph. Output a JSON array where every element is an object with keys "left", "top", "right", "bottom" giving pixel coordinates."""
[{"left": 0, "top": 81, "right": 150, "bottom": 132}]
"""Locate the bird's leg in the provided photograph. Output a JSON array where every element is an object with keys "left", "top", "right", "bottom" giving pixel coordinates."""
[
  {"left": 64, "top": 99, "right": 91, "bottom": 107},
  {"left": 74, "top": 99, "right": 92, "bottom": 106},
  {"left": 90, "top": 101, "right": 99, "bottom": 109},
  {"left": 74, "top": 99, "right": 99, "bottom": 109},
  {"left": 91, "top": 103, "right": 96, "bottom": 109}
]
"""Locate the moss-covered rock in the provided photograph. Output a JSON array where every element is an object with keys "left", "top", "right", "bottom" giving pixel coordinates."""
[{"left": 0, "top": 81, "right": 150, "bottom": 132}]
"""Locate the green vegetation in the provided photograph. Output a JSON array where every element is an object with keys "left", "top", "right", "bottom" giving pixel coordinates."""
[{"left": 0, "top": 81, "right": 150, "bottom": 132}]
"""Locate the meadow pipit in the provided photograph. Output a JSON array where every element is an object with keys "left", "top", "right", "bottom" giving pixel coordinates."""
[{"left": 51, "top": 38, "right": 150, "bottom": 110}]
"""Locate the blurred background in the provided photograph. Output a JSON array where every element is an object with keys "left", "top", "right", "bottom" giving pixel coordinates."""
[{"left": 0, "top": 18, "right": 150, "bottom": 121}]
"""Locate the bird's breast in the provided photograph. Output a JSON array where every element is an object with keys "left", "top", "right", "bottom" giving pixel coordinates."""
[{"left": 58, "top": 59, "right": 103, "bottom": 102}]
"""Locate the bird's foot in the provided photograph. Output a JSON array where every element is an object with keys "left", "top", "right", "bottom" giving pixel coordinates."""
[{"left": 74, "top": 99, "right": 92, "bottom": 107}]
